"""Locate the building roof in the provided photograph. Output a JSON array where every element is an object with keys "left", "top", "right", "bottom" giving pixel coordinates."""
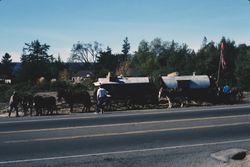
[{"left": 72, "top": 70, "right": 94, "bottom": 77}]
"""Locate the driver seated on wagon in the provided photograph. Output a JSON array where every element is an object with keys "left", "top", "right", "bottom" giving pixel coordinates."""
[{"left": 223, "top": 85, "right": 231, "bottom": 94}]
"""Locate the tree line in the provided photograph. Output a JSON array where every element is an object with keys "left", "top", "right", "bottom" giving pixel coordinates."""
[{"left": 1, "top": 36, "right": 250, "bottom": 90}]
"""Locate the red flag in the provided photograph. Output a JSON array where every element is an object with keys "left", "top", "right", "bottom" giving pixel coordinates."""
[
  {"left": 221, "top": 42, "right": 224, "bottom": 50},
  {"left": 220, "top": 42, "right": 226, "bottom": 69}
]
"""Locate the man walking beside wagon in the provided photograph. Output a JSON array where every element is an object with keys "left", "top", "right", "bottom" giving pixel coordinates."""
[
  {"left": 95, "top": 85, "right": 108, "bottom": 114},
  {"left": 8, "top": 91, "right": 19, "bottom": 117}
]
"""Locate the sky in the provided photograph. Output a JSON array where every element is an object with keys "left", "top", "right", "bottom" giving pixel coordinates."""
[{"left": 0, "top": 0, "right": 250, "bottom": 62}]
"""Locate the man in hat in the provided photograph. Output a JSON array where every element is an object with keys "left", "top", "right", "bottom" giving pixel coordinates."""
[{"left": 95, "top": 85, "right": 108, "bottom": 114}]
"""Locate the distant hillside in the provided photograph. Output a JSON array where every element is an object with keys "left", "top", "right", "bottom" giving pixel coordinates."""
[{"left": 11, "top": 62, "right": 93, "bottom": 75}]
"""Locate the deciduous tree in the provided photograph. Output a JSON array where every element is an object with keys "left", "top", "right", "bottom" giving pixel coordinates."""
[{"left": 70, "top": 41, "right": 102, "bottom": 63}]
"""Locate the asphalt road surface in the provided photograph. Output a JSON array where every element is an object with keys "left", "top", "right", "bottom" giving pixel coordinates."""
[{"left": 1, "top": 104, "right": 250, "bottom": 167}]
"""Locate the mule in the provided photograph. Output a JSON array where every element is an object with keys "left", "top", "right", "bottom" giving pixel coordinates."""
[
  {"left": 57, "top": 89, "right": 91, "bottom": 113},
  {"left": 34, "top": 95, "right": 57, "bottom": 116}
]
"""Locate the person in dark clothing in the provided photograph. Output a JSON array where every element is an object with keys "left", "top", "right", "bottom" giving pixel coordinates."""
[{"left": 8, "top": 91, "right": 20, "bottom": 117}]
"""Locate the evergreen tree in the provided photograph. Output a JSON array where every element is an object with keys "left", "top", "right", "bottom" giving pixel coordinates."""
[
  {"left": 96, "top": 47, "right": 118, "bottom": 76},
  {"left": 0, "top": 53, "right": 13, "bottom": 78},
  {"left": 121, "top": 37, "right": 130, "bottom": 62},
  {"left": 235, "top": 44, "right": 250, "bottom": 90},
  {"left": 194, "top": 41, "right": 219, "bottom": 77},
  {"left": 19, "top": 40, "right": 54, "bottom": 83}
]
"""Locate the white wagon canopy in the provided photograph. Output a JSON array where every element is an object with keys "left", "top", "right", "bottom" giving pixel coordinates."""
[{"left": 160, "top": 75, "right": 211, "bottom": 89}]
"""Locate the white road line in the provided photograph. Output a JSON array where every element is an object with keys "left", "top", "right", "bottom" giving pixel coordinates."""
[
  {"left": 1, "top": 114, "right": 250, "bottom": 134},
  {"left": 1, "top": 104, "right": 250, "bottom": 125},
  {"left": 4, "top": 121, "right": 250, "bottom": 144},
  {"left": 1, "top": 138, "right": 250, "bottom": 164}
]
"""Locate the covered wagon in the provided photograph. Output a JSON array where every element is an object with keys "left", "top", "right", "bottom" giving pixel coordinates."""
[
  {"left": 94, "top": 75, "right": 158, "bottom": 110},
  {"left": 159, "top": 74, "right": 219, "bottom": 107}
]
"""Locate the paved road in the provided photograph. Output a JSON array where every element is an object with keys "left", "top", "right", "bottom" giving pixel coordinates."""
[{"left": 1, "top": 104, "right": 250, "bottom": 167}]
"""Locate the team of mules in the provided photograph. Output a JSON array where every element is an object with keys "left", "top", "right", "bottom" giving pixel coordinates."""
[
  {"left": 8, "top": 89, "right": 92, "bottom": 117},
  {"left": 8, "top": 93, "right": 57, "bottom": 117}
]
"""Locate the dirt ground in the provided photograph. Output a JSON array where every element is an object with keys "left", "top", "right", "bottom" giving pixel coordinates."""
[
  {"left": 223, "top": 154, "right": 250, "bottom": 167},
  {"left": 242, "top": 92, "right": 250, "bottom": 103}
]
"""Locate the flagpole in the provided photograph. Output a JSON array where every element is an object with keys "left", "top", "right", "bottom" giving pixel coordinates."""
[
  {"left": 216, "top": 42, "right": 224, "bottom": 86},
  {"left": 216, "top": 54, "right": 221, "bottom": 85}
]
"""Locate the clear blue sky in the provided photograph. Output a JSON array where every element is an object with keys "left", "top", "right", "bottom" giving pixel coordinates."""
[{"left": 0, "top": 0, "right": 250, "bottom": 62}]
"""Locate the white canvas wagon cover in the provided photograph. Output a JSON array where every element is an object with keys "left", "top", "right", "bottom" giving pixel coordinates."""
[
  {"left": 161, "top": 75, "right": 210, "bottom": 89},
  {"left": 94, "top": 76, "right": 150, "bottom": 86}
]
